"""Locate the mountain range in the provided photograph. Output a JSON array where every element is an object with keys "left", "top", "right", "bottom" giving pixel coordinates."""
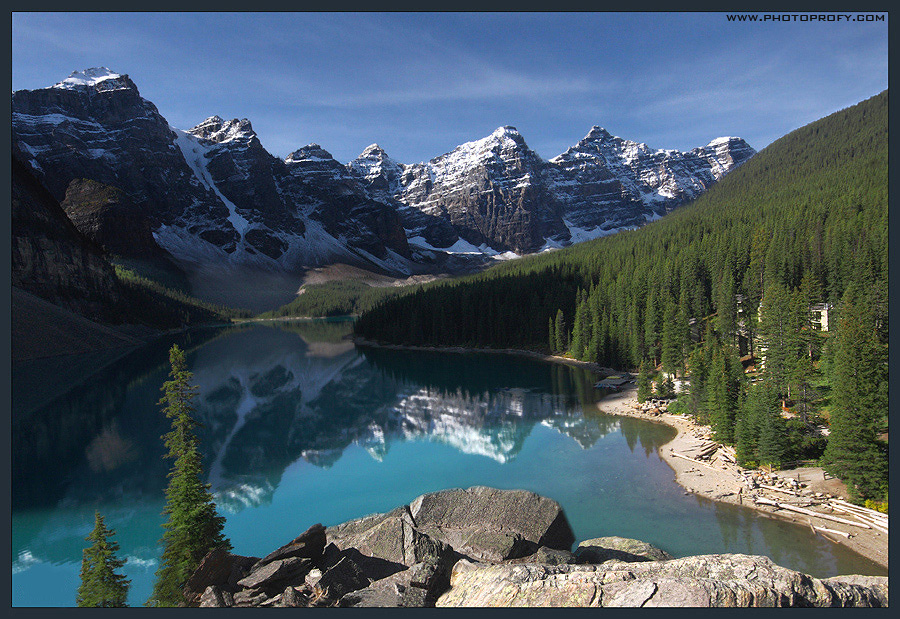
[{"left": 12, "top": 68, "right": 755, "bottom": 310}]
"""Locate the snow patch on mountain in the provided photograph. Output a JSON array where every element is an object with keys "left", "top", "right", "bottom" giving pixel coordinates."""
[
  {"left": 53, "top": 67, "right": 122, "bottom": 89},
  {"left": 172, "top": 128, "right": 251, "bottom": 238}
]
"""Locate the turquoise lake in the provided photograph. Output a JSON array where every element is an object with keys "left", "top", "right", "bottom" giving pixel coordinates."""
[{"left": 11, "top": 320, "right": 886, "bottom": 606}]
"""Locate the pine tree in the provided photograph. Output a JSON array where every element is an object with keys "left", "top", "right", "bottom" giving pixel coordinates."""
[
  {"left": 660, "top": 299, "right": 680, "bottom": 379},
  {"left": 757, "top": 403, "right": 788, "bottom": 468},
  {"left": 821, "top": 285, "right": 888, "bottom": 500},
  {"left": 644, "top": 290, "right": 660, "bottom": 367},
  {"left": 687, "top": 343, "right": 709, "bottom": 421},
  {"left": 717, "top": 269, "right": 737, "bottom": 348},
  {"left": 570, "top": 295, "right": 588, "bottom": 359},
  {"left": 735, "top": 380, "right": 778, "bottom": 466},
  {"left": 636, "top": 359, "right": 652, "bottom": 403},
  {"left": 554, "top": 309, "right": 567, "bottom": 354},
  {"left": 676, "top": 290, "right": 691, "bottom": 376},
  {"left": 548, "top": 315, "right": 556, "bottom": 353},
  {"left": 77, "top": 512, "right": 130, "bottom": 607},
  {"left": 656, "top": 373, "right": 675, "bottom": 399},
  {"left": 147, "top": 345, "right": 231, "bottom": 607},
  {"left": 758, "top": 282, "right": 793, "bottom": 398},
  {"left": 706, "top": 343, "right": 741, "bottom": 444}
]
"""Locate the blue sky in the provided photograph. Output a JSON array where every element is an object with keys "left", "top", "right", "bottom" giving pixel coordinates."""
[{"left": 12, "top": 12, "right": 888, "bottom": 164}]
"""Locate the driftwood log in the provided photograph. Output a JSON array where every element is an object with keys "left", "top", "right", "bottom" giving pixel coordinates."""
[
  {"left": 828, "top": 506, "right": 888, "bottom": 534},
  {"left": 754, "top": 498, "right": 871, "bottom": 529}
]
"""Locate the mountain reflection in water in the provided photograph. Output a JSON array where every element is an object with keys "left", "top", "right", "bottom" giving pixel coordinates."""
[{"left": 13, "top": 321, "right": 632, "bottom": 513}]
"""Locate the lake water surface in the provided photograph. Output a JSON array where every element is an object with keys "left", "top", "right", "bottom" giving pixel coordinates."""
[{"left": 11, "top": 320, "right": 886, "bottom": 606}]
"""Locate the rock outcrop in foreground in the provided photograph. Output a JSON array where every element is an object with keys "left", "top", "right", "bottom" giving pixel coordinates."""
[{"left": 185, "top": 487, "right": 887, "bottom": 608}]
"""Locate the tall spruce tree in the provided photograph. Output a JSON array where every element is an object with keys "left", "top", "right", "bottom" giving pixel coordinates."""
[
  {"left": 636, "top": 359, "right": 652, "bottom": 403},
  {"left": 735, "top": 379, "right": 779, "bottom": 466},
  {"left": 660, "top": 299, "right": 680, "bottom": 379},
  {"left": 548, "top": 315, "right": 556, "bottom": 353},
  {"left": 706, "top": 341, "right": 742, "bottom": 444},
  {"left": 554, "top": 309, "right": 567, "bottom": 354},
  {"left": 758, "top": 282, "right": 795, "bottom": 399},
  {"left": 147, "top": 345, "right": 231, "bottom": 607},
  {"left": 757, "top": 403, "right": 788, "bottom": 468},
  {"left": 821, "top": 285, "right": 888, "bottom": 500},
  {"left": 77, "top": 512, "right": 130, "bottom": 607}
]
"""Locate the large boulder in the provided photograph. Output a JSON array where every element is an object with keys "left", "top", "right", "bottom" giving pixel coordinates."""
[
  {"left": 327, "top": 487, "right": 575, "bottom": 565},
  {"left": 315, "top": 556, "right": 371, "bottom": 601},
  {"left": 435, "top": 555, "right": 889, "bottom": 607},
  {"left": 575, "top": 536, "right": 673, "bottom": 564},
  {"left": 506, "top": 546, "right": 579, "bottom": 566},
  {"left": 325, "top": 506, "right": 428, "bottom": 567},
  {"left": 198, "top": 585, "right": 232, "bottom": 608},
  {"left": 251, "top": 522, "right": 326, "bottom": 571},
  {"left": 340, "top": 548, "right": 457, "bottom": 608},
  {"left": 182, "top": 548, "right": 259, "bottom": 605},
  {"left": 410, "top": 487, "right": 575, "bottom": 561},
  {"left": 236, "top": 557, "right": 315, "bottom": 593}
]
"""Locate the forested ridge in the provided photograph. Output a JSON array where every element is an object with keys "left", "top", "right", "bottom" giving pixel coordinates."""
[{"left": 355, "top": 90, "right": 888, "bottom": 501}]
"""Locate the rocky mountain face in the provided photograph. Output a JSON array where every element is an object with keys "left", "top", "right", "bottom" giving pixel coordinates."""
[
  {"left": 13, "top": 68, "right": 754, "bottom": 308},
  {"left": 544, "top": 128, "right": 757, "bottom": 235},
  {"left": 11, "top": 154, "right": 123, "bottom": 321},
  {"left": 348, "top": 126, "right": 755, "bottom": 254},
  {"left": 183, "top": 488, "right": 888, "bottom": 608},
  {"left": 12, "top": 69, "right": 412, "bottom": 287}
]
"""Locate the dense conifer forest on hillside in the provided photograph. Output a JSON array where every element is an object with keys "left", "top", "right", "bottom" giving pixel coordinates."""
[{"left": 355, "top": 91, "right": 888, "bottom": 501}]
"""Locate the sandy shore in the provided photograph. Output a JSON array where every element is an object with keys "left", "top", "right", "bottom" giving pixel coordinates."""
[{"left": 597, "top": 385, "right": 888, "bottom": 571}]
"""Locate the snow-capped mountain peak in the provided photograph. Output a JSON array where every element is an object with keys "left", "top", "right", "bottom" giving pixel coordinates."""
[
  {"left": 580, "top": 126, "right": 614, "bottom": 144},
  {"left": 53, "top": 67, "right": 123, "bottom": 89},
  {"left": 360, "top": 143, "right": 388, "bottom": 157},
  {"left": 349, "top": 144, "right": 403, "bottom": 177},
  {"left": 188, "top": 116, "right": 257, "bottom": 144},
  {"left": 706, "top": 136, "right": 740, "bottom": 147},
  {"left": 285, "top": 144, "right": 336, "bottom": 163},
  {"left": 492, "top": 125, "right": 520, "bottom": 138}
]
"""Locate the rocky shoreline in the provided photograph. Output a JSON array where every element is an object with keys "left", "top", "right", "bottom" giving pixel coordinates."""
[
  {"left": 596, "top": 385, "right": 889, "bottom": 571},
  {"left": 184, "top": 487, "right": 888, "bottom": 607}
]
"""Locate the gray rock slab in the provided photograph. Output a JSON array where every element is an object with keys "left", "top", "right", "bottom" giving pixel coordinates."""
[
  {"left": 436, "top": 554, "right": 889, "bottom": 607},
  {"left": 237, "top": 556, "right": 314, "bottom": 591},
  {"left": 576, "top": 536, "right": 674, "bottom": 564},
  {"left": 251, "top": 522, "right": 326, "bottom": 571},
  {"left": 316, "top": 556, "right": 372, "bottom": 601},
  {"left": 327, "top": 486, "right": 575, "bottom": 566}
]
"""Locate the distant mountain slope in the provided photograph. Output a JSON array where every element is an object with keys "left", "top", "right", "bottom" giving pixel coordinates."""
[
  {"left": 354, "top": 90, "right": 888, "bottom": 366},
  {"left": 13, "top": 68, "right": 753, "bottom": 311}
]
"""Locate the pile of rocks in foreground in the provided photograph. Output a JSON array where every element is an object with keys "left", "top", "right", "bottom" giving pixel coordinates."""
[{"left": 184, "top": 486, "right": 888, "bottom": 608}]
